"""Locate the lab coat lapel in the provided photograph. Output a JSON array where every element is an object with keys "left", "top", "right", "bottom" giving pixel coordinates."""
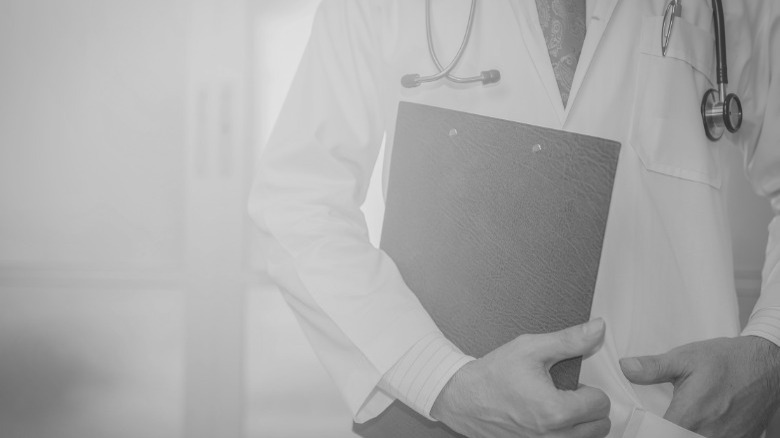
[
  {"left": 507, "top": 0, "right": 566, "bottom": 126},
  {"left": 564, "top": 0, "right": 622, "bottom": 122}
]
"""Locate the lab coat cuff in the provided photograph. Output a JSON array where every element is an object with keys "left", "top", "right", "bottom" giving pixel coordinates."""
[
  {"left": 378, "top": 333, "right": 475, "bottom": 421},
  {"left": 741, "top": 306, "right": 780, "bottom": 347},
  {"left": 350, "top": 309, "right": 450, "bottom": 422}
]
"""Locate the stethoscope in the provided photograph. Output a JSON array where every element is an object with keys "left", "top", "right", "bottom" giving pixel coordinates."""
[
  {"left": 402, "top": 0, "right": 742, "bottom": 142},
  {"left": 665, "top": 0, "right": 742, "bottom": 141},
  {"left": 401, "top": 0, "right": 500, "bottom": 88}
]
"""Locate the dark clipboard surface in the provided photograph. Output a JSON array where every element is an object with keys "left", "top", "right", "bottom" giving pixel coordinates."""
[{"left": 354, "top": 102, "right": 621, "bottom": 438}]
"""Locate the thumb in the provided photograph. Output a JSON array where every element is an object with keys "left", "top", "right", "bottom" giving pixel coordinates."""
[
  {"left": 620, "top": 353, "right": 683, "bottom": 385},
  {"left": 532, "top": 318, "right": 606, "bottom": 366}
]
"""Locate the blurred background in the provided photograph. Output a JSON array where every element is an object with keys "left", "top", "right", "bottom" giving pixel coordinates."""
[{"left": 0, "top": 0, "right": 775, "bottom": 437}]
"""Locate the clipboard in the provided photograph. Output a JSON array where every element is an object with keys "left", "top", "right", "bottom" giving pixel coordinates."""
[{"left": 354, "top": 102, "right": 621, "bottom": 438}]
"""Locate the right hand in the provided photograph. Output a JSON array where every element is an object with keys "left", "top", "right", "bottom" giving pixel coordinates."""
[{"left": 430, "top": 318, "right": 611, "bottom": 438}]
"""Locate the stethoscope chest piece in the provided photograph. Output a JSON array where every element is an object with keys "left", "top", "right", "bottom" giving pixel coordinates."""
[
  {"left": 701, "top": 87, "right": 742, "bottom": 142},
  {"left": 695, "top": 0, "right": 743, "bottom": 142}
]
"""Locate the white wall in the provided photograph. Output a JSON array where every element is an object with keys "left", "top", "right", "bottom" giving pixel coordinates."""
[
  {"left": 0, "top": 0, "right": 252, "bottom": 437},
  {"left": 0, "top": 0, "right": 187, "bottom": 270},
  {"left": 0, "top": 1, "right": 189, "bottom": 436}
]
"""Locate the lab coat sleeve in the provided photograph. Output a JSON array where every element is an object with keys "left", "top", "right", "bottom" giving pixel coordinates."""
[
  {"left": 378, "top": 333, "right": 475, "bottom": 420},
  {"left": 248, "top": 0, "right": 446, "bottom": 421},
  {"left": 739, "top": 3, "right": 780, "bottom": 346}
]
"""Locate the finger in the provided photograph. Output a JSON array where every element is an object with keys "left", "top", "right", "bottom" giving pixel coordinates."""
[
  {"left": 545, "top": 418, "right": 611, "bottom": 438},
  {"left": 554, "top": 385, "right": 611, "bottom": 427},
  {"left": 619, "top": 353, "right": 684, "bottom": 385},
  {"left": 531, "top": 319, "right": 606, "bottom": 366},
  {"left": 563, "top": 418, "right": 612, "bottom": 438}
]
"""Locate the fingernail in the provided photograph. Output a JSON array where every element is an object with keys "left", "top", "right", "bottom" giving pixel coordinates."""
[
  {"left": 584, "top": 318, "right": 605, "bottom": 337},
  {"left": 620, "top": 357, "right": 642, "bottom": 373}
]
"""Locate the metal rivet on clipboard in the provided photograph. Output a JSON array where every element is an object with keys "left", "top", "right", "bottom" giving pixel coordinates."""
[{"left": 661, "top": 0, "right": 682, "bottom": 57}]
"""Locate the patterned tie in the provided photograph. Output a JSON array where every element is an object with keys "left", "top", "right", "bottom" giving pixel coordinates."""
[{"left": 535, "top": 0, "right": 587, "bottom": 107}]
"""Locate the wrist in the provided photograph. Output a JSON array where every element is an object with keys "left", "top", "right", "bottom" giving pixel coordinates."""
[
  {"left": 744, "top": 335, "right": 780, "bottom": 395},
  {"left": 430, "top": 359, "right": 478, "bottom": 422}
]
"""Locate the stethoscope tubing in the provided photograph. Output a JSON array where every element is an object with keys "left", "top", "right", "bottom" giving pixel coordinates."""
[
  {"left": 417, "top": 0, "right": 478, "bottom": 85},
  {"left": 402, "top": 0, "right": 499, "bottom": 87},
  {"left": 407, "top": 0, "right": 740, "bottom": 140},
  {"left": 711, "top": 0, "right": 728, "bottom": 87}
]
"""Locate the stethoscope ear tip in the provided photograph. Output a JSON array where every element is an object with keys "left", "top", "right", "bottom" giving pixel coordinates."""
[
  {"left": 401, "top": 74, "right": 421, "bottom": 88},
  {"left": 481, "top": 70, "right": 501, "bottom": 85}
]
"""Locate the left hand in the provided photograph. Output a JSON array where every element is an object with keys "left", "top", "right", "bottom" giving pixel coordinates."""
[{"left": 619, "top": 336, "right": 780, "bottom": 438}]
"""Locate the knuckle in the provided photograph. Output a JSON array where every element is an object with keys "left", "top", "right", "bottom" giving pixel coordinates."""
[
  {"left": 595, "top": 418, "right": 612, "bottom": 437},
  {"left": 538, "top": 402, "right": 567, "bottom": 430},
  {"left": 596, "top": 391, "right": 611, "bottom": 415},
  {"left": 709, "top": 397, "right": 733, "bottom": 421},
  {"left": 548, "top": 410, "right": 567, "bottom": 427},
  {"left": 580, "top": 386, "right": 611, "bottom": 416},
  {"left": 535, "top": 418, "right": 555, "bottom": 434}
]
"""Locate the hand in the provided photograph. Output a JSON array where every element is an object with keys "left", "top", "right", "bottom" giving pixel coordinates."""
[
  {"left": 620, "top": 336, "right": 780, "bottom": 438},
  {"left": 430, "top": 319, "right": 611, "bottom": 438}
]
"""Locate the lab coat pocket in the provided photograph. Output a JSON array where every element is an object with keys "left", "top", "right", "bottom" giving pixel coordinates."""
[
  {"left": 623, "top": 408, "right": 706, "bottom": 438},
  {"left": 630, "top": 15, "right": 721, "bottom": 189}
]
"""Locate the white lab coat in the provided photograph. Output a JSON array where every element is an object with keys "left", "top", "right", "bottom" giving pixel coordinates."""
[{"left": 249, "top": 0, "right": 780, "bottom": 436}]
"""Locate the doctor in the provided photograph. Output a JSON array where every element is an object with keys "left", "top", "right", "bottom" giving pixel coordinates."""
[{"left": 250, "top": 0, "right": 780, "bottom": 437}]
